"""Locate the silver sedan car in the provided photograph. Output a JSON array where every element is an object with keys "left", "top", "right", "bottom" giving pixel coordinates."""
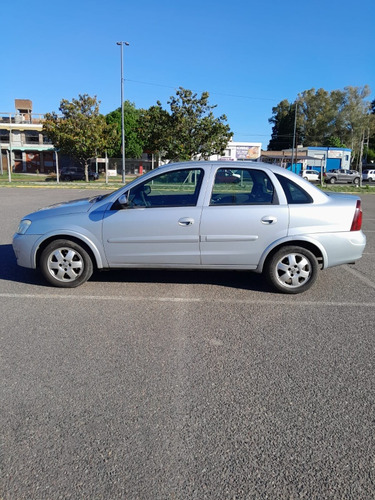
[{"left": 13, "top": 161, "right": 366, "bottom": 294}]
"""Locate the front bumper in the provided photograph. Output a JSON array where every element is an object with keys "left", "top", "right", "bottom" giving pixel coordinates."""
[{"left": 12, "top": 233, "right": 41, "bottom": 269}]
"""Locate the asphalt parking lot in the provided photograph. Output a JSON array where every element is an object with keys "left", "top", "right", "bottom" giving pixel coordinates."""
[{"left": 1, "top": 187, "right": 375, "bottom": 499}]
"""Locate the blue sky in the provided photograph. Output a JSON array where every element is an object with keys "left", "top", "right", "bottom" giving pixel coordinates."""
[{"left": 2, "top": 0, "right": 374, "bottom": 148}]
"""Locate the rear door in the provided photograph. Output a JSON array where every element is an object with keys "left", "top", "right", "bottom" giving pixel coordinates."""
[
  {"left": 338, "top": 169, "right": 349, "bottom": 182},
  {"left": 200, "top": 167, "right": 289, "bottom": 267}
]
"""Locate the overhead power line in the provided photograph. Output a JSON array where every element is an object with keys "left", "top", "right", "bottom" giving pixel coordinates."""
[{"left": 125, "top": 79, "right": 277, "bottom": 102}]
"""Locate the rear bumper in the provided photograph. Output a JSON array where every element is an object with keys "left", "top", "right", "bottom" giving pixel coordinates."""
[{"left": 315, "top": 230, "right": 366, "bottom": 268}]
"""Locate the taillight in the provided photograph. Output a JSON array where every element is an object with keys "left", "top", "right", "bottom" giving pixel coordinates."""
[{"left": 350, "top": 200, "right": 363, "bottom": 231}]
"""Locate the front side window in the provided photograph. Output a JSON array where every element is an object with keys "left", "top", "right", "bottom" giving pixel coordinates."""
[
  {"left": 127, "top": 168, "right": 204, "bottom": 208},
  {"left": 210, "top": 168, "right": 275, "bottom": 205}
]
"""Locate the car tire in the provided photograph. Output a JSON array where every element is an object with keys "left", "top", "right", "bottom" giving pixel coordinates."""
[
  {"left": 64, "top": 175, "right": 71, "bottom": 182},
  {"left": 353, "top": 177, "right": 360, "bottom": 185},
  {"left": 303, "top": 176, "right": 308, "bottom": 180},
  {"left": 40, "top": 239, "right": 93, "bottom": 288},
  {"left": 329, "top": 177, "right": 336, "bottom": 184},
  {"left": 265, "top": 245, "right": 319, "bottom": 294}
]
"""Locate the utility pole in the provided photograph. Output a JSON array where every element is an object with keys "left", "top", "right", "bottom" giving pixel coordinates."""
[
  {"left": 116, "top": 41, "right": 130, "bottom": 184},
  {"left": 55, "top": 150, "right": 59, "bottom": 184},
  {"left": 291, "top": 102, "right": 298, "bottom": 173},
  {"left": 359, "top": 130, "right": 364, "bottom": 187}
]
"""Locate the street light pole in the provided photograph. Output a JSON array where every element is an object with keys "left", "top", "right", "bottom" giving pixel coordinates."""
[{"left": 116, "top": 41, "right": 129, "bottom": 184}]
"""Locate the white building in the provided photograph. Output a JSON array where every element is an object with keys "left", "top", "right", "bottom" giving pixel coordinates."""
[
  {"left": 209, "top": 141, "right": 262, "bottom": 162},
  {"left": 283, "top": 146, "right": 352, "bottom": 171}
]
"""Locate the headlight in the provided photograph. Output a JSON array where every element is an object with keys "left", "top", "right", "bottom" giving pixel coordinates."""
[{"left": 17, "top": 219, "right": 32, "bottom": 235}]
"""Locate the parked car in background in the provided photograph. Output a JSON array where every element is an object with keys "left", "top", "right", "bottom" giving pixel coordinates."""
[
  {"left": 13, "top": 161, "right": 366, "bottom": 294},
  {"left": 59, "top": 166, "right": 99, "bottom": 181},
  {"left": 300, "top": 169, "right": 320, "bottom": 182},
  {"left": 215, "top": 169, "right": 241, "bottom": 183},
  {"left": 362, "top": 169, "right": 375, "bottom": 182},
  {"left": 323, "top": 169, "right": 361, "bottom": 185}
]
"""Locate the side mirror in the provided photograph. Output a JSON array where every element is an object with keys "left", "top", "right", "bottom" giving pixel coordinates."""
[{"left": 118, "top": 193, "right": 129, "bottom": 207}]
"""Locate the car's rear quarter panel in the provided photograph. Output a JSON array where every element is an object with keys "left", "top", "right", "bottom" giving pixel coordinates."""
[
  {"left": 287, "top": 194, "right": 366, "bottom": 267},
  {"left": 288, "top": 198, "right": 356, "bottom": 235}
]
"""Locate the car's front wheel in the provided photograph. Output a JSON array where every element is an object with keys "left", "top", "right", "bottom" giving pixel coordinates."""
[
  {"left": 329, "top": 177, "right": 336, "bottom": 184},
  {"left": 353, "top": 177, "right": 360, "bottom": 185},
  {"left": 265, "top": 246, "right": 319, "bottom": 294},
  {"left": 40, "top": 239, "right": 93, "bottom": 288}
]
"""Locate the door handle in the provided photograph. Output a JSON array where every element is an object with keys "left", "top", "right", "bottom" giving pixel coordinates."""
[
  {"left": 178, "top": 218, "right": 194, "bottom": 226},
  {"left": 261, "top": 216, "right": 277, "bottom": 224}
]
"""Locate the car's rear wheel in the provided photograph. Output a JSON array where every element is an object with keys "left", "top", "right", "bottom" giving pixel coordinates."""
[
  {"left": 40, "top": 239, "right": 93, "bottom": 288},
  {"left": 329, "top": 177, "right": 336, "bottom": 184},
  {"left": 265, "top": 246, "right": 318, "bottom": 294}
]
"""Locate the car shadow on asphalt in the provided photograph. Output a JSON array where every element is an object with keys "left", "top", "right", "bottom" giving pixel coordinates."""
[
  {"left": 0, "top": 243, "right": 270, "bottom": 293},
  {"left": 91, "top": 268, "right": 270, "bottom": 293},
  {"left": 0, "top": 244, "right": 45, "bottom": 286}
]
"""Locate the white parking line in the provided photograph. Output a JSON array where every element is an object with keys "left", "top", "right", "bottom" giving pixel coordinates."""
[
  {"left": 344, "top": 264, "right": 375, "bottom": 289},
  {"left": 0, "top": 292, "right": 374, "bottom": 307}
]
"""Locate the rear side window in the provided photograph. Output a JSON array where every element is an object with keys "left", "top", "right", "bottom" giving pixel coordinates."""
[
  {"left": 275, "top": 174, "right": 313, "bottom": 204},
  {"left": 210, "top": 168, "right": 276, "bottom": 205}
]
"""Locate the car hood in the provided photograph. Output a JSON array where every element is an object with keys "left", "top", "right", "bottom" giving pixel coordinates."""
[{"left": 25, "top": 196, "right": 100, "bottom": 220}]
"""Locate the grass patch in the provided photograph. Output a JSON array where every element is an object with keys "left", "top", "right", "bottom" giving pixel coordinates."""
[
  {"left": 318, "top": 183, "right": 375, "bottom": 193},
  {"left": 0, "top": 172, "right": 137, "bottom": 188}
]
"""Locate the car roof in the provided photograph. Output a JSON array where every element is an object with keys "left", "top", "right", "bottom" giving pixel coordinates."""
[{"left": 158, "top": 160, "right": 297, "bottom": 176}]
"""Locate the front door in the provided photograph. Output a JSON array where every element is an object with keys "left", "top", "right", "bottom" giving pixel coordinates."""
[{"left": 103, "top": 168, "right": 204, "bottom": 266}]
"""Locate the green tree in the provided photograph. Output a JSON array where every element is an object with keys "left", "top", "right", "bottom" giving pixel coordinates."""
[
  {"left": 140, "top": 87, "right": 232, "bottom": 162},
  {"left": 339, "top": 86, "right": 372, "bottom": 166},
  {"left": 268, "top": 99, "right": 295, "bottom": 150},
  {"left": 138, "top": 103, "right": 171, "bottom": 161},
  {"left": 106, "top": 101, "right": 144, "bottom": 158},
  {"left": 268, "top": 86, "right": 372, "bottom": 164},
  {"left": 367, "top": 99, "right": 375, "bottom": 163},
  {"left": 296, "top": 88, "right": 343, "bottom": 145},
  {"left": 43, "top": 94, "right": 118, "bottom": 181},
  {"left": 323, "top": 136, "right": 347, "bottom": 148}
]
